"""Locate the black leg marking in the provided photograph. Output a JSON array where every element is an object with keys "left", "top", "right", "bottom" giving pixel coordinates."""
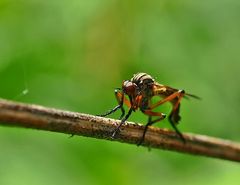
[
  {"left": 168, "top": 118, "right": 186, "bottom": 143},
  {"left": 97, "top": 104, "right": 121, "bottom": 117},
  {"left": 119, "top": 106, "right": 125, "bottom": 120},
  {"left": 137, "top": 116, "right": 152, "bottom": 146},
  {"left": 111, "top": 108, "right": 133, "bottom": 139},
  {"left": 137, "top": 115, "right": 166, "bottom": 146},
  {"left": 97, "top": 88, "right": 125, "bottom": 118}
]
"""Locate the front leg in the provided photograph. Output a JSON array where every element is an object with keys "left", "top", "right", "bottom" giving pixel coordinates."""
[
  {"left": 97, "top": 104, "right": 122, "bottom": 117},
  {"left": 111, "top": 108, "right": 133, "bottom": 139},
  {"left": 97, "top": 88, "right": 125, "bottom": 118}
]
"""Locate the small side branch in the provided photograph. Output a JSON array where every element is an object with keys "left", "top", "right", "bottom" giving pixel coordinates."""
[{"left": 0, "top": 99, "right": 240, "bottom": 162}]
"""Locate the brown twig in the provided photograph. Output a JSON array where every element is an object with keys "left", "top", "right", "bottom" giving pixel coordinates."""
[{"left": 0, "top": 98, "right": 240, "bottom": 162}]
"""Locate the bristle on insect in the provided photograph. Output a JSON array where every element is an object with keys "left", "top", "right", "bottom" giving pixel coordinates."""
[{"left": 185, "top": 93, "right": 201, "bottom": 100}]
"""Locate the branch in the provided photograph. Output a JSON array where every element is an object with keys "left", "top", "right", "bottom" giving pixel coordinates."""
[{"left": 0, "top": 99, "right": 239, "bottom": 162}]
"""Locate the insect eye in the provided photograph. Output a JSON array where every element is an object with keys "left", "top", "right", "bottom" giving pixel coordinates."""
[{"left": 122, "top": 81, "right": 137, "bottom": 95}]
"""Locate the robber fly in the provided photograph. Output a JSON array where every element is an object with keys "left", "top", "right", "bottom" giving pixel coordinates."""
[{"left": 98, "top": 72, "right": 200, "bottom": 145}]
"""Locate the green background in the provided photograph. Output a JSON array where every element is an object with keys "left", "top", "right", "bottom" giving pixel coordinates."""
[{"left": 0, "top": 1, "right": 240, "bottom": 185}]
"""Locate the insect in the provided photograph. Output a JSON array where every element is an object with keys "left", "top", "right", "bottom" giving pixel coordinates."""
[{"left": 98, "top": 72, "right": 200, "bottom": 145}]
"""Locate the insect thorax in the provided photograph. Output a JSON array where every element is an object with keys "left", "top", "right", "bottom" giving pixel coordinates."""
[{"left": 131, "top": 73, "right": 154, "bottom": 96}]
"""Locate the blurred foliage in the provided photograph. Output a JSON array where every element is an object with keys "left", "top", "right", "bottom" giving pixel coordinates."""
[{"left": 0, "top": 0, "right": 240, "bottom": 185}]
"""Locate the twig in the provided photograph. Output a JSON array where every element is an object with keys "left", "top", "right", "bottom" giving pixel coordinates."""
[{"left": 0, "top": 98, "right": 239, "bottom": 162}]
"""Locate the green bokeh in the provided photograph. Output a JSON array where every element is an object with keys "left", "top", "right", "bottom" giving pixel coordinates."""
[{"left": 0, "top": 1, "right": 240, "bottom": 185}]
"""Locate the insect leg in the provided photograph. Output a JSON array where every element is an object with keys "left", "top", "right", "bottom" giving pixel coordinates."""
[
  {"left": 149, "top": 90, "right": 186, "bottom": 142},
  {"left": 169, "top": 118, "right": 186, "bottom": 143},
  {"left": 137, "top": 116, "right": 151, "bottom": 146},
  {"left": 169, "top": 92, "right": 184, "bottom": 124},
  {"left": 115, "top": 89, "right": 133, "bottom": 119},
  {"left": 150, "top": 90, "right": 185, "bottom": 109},
  {"left": 115, "top": 89, "right": 125, "bottom": 119},
  {"left": 115, "top": 89, "right": 131, "bottom": 108},
  {"left": 111, "top": 108, "right": 133, "bottom": 139},
  {"left": 97, "top": 89, "right": 125, "bottom": 117},
  {"left": 137, "top": 110, "right": 166, "bottom": 146},
  {"left": 168, "top": 92, "right": 186, "bottom": 143},
  {"left": 97, "top": 104, "right": 121, "bottom": 117}
]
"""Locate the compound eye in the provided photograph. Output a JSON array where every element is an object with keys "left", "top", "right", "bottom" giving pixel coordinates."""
[{"left": 123, "top": 81, "right": 137, "bottom": 95}]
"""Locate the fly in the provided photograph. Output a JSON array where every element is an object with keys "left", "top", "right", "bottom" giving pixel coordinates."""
[{"left": 98, "top": 72, "right": 200, "bottom": 145}]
